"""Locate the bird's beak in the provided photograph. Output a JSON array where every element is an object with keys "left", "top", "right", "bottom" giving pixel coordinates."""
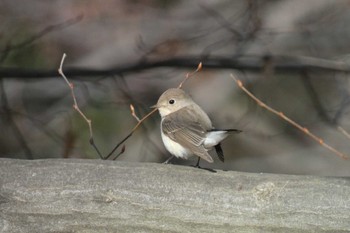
[{"left": 150, "top": 104, "right": 158, "bottom": 109}]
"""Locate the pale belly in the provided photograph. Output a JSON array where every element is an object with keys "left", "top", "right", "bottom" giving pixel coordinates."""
[{"left": 161, "top": 132, "right": 191, "bottom": 159}]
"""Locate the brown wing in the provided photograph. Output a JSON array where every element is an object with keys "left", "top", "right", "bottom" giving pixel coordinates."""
[{"left": 162, "top": 107, "right": 213, "bottom": 163}]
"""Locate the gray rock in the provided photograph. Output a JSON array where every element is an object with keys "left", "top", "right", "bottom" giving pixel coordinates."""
[{"left": 0, "top": 158, "right": 349, "bottom": 233}]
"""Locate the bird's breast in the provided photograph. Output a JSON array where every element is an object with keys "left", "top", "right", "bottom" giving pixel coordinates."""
[{"left": 160, "top": 130, "right": 190, "bottom": 159}]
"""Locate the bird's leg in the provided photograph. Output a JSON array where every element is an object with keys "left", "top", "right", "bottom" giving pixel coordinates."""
[
  {"left": 191, "top": 158, "right": 216, "bottom": 173},
  {"left": 195, "top": 157, "right": 201, "bottom": 167},
  {"left": 163, "top": 155, "right": 175, "bottom": 164}
]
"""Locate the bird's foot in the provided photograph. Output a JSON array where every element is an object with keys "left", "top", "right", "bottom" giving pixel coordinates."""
[
  {"left": 163, "top": 155, "right": 174, "bottom": 164},
  {"left": 190, "top": 164, "right": 217, "bottom": 173}
]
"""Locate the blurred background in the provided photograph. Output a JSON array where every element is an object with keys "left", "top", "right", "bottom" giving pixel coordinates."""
[{"left": 1, "top": 0, "right": 350, "bottom": 176}]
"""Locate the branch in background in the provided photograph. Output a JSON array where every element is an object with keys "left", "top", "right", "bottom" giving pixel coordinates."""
[
  {"left": 0, "top": 81, "right": 33, "bottom": 159},
  {"left": 231, "top": 73, "right": 349, "bottom": 160},
  {"left": 2, "top": 55, "right": 350, "bottom": 79},
  {"left": 300, "top": 72, "right": 350, "bottom": 143},
  {"left": 199, "top": 4, "right": 243, "bottom": 41},
  {"left": 0, "top": 42, "right": 33, "bottom": 159},
  {"left": 199, "top": 2, "right": 261, "bottom": 58},
  {"left": 0, "top": 16, "right": 83, "bottom": 159},
  {"left": 301, "top": 72, "right": 349, "bottom": 127},
  {"left": 332, "top": 86, "right": 350, "bottom": 124},
  {"left": 338, "top": 126, "right": 350, "bottom": 140},
  {"left": 0, "top": 15, "right": 83, "bottom": 55},
  {"left": 301, "top": 72, "right": 333, "bottom": 124}
]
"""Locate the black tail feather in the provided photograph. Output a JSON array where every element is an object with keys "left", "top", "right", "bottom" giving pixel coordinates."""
[
  {"left": 210, "top": 128, "right": 241, "bottom": 163},
  {"left": 225, "top": 129, "right": 242, "bottom": 133},
  {"left": 215, "top": 143, "right": 225, "bottom": 162},
  {"left": 208, "top": 129, "right": 242, "bottom": 133}
]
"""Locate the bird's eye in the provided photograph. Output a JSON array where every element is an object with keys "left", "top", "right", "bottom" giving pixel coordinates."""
[{"left": 169, "top": 99, "right": 175, "bottom": 104}]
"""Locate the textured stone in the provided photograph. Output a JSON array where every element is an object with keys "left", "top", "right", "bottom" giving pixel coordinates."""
[{"left": 0, "top": 158, "right": 349, "bottom": 233}]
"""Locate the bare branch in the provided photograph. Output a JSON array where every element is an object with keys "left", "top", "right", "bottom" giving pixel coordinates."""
[
  {"left": 199, "top": 4, "right": 243, "bottom": 40},
  {"left": 58, "top": 53, "right": 103, "bottom": 159},
  {"left": 178, "top": 62, "right": 202, "bottom": 89},
  {"left": 338, "top": 126, "right": 350, "bottom": 140},
  {"left": 231, "top": 73, "right": 348, "bottom": 160},
  {"left": 105, "top": 107, "right": 158, "bottom": 160},
  {"left": 1, "top": 15, "right": 83, "bottom": 54},
  {"left": 130, "top": 104, "right": 141, "bottom": 122}
]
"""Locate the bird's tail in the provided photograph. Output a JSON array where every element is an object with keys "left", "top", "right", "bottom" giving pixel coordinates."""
[
  {"left": 209, "top": 129, "right": 242, "bottom": 163},
  {"left": 208, "top": 129, "right": 242, "bottom": 133}
]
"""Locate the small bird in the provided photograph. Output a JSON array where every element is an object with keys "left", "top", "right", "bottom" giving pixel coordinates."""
[{"left": 153, "top": 88, "right": 241, "bottom": 167}]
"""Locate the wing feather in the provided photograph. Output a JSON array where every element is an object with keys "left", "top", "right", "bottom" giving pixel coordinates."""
[{"left": 162, "top": 107, "right": 213, "bottom": 163}]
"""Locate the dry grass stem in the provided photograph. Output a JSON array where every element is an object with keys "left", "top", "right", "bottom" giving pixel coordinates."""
[{"left": 230, "top": 73, "right": 348, "bottom": 160}]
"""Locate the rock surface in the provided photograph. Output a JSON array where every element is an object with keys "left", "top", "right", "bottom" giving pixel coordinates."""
[{"left": 0, "top": 158, "right": 349, "bottom": 232}]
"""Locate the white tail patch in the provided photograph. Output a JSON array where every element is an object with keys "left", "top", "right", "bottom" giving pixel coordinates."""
[{"left": 204, "top": 131, "right": 228, "bottom": 148}]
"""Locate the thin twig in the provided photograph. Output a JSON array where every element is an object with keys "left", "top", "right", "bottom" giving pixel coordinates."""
[
  {"left": 231, "top": 73, "right": 348, "bottom": 160},
  {"left": 113, "top": 145, "right": 126, "bottom": 160},
  {"left": 337, "top": 126, "right": 350, "bottom": 140},
  {"left": 178, "top": 62, "right": 202, "bottom": 89},
  {"left": 58, "top": 53, "right": 103, "bottom": 158},
  {"left": 105, "top": 107, "right": 158, "bottom": 160},
  {"left": 130, "top": 104, "right": 140, "bottom": 122},
  {"left": 118, "top": 77, "right": 163, "bottom": 157},
  {"left": 131, "top": 108, "right": 158, "bottom": 132}
]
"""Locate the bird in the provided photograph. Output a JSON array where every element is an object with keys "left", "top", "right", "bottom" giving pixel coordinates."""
[{"left": 152, "top": 88, "right": 241, "bottom": 167}]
